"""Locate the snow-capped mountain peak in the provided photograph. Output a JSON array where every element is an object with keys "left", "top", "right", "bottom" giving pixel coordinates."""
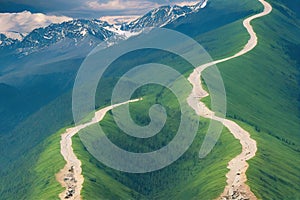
[
  {"left": 0, "top": 34, "right": 18, "bottom": 47},
  {"left": 0, "top": 31, "right": 27, "bottom": 41},
  {"left": 122, "top": 0, "right": 207, "bottom": 31},
  {"left": 0, "top": 1, "right": 208, "bottom": 55},
  {"left": 8, "top": 19, "right": 117, "bottom": 54}
]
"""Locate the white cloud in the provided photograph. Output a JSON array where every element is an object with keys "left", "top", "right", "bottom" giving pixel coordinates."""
[
  {"left": 86, "top": 0, "right": 160, "bottom": 11},
  {"left": 100, "top": 15, "right": 140, "bottom": 24},
  {"left": 0, "top": 11, "right": 72, "bottom": 33},
  {"left": 173, "top": 1, "right": 199, "bottom": 6}
]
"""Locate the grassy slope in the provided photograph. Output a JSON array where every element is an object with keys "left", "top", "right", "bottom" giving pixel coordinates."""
[
  {"left": 0, "top": 91, "right": 75, "bottom": 199},
  {"left": 0, "top": 128, "right": 67, "bottom": 200},
  {"left": 20, "top": 0, "right": 300, "bottom": 199},
  {"left": 73, "top": 97, "right": 240, "bottom": 199},
  {"left": 27, "top": 128, "right": 66, "bottom": 200},
  {"left": 205, "top": 0, "right": 300, "bottom": 144},
  {"left": 199, "top": 0, "right": 300, "bottom": 199},
  {"left": 72, "top": 133, "right": 144, "bottom": 200},
  {"left": 196, "top": 20, "right": 254, "bottom": 60},
  {"left": 217, "top": 1, "right": 300, "bottom": 199},
  {"left": 240, "top": 122, "right": 300, "bottom": 200},
  {"left": 26, "top": 1, "right": 262, "bottom": 199},
  {"left": 29, "top": 88, "right": 240, "bottom": 199},
  {"left": 25, "top": 123, "right": 142, "bottom": 200},
  {"left": 73, "top": 125, "right": 240, "bottom": 200},
  {"left": 68, "top": 8, "right": 267, "bottom": 198}
]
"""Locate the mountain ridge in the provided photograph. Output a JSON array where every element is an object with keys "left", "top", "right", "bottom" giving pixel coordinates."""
[
  {"left": 121, "top": 0, "right": 206, "bottom": 30},
  {"left": 0, "top": 0, "right": 207, "bottom": 55}
]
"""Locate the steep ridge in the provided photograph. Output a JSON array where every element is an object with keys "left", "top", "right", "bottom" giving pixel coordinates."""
[
  {"left": 187, "top": 0, "right": 272, "bottom": 199},
  {"left": 56, "top": 99, "right": 141, "bottom": 200}
]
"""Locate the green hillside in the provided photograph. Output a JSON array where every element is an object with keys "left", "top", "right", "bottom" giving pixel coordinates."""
[
  {"left": 23, "top": 84, "right": 241, "bottom": 199},
  {"left": 74, "top": 117, "right": 240, "bottom": 199},
  {"left": 214, "top": 0, "right": 300, "bottom": 198},
  {"left": 1, "top": 0, "right": 300, "bottom": 199},
  {"left": 73, "top": 0, "right": 300, "bottom": 198},
  {"left": 196, "top": 0, "right": 300, "bottom": 198},
  {"left": 30, "top": 90, "right": 241, "bottom": 199}
]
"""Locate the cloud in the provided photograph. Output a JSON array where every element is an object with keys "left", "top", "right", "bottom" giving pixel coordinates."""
[
  {"left": 83, "top": 0, "right": 199, "bottom": 16},
  {"left": 0, "top": 11, "right": 72, "bottom": 33},
  {"left": 0, "top": 0, "right": 201, "bottom": 18},
  {"left": 85, "top": 0, "right": 160, "bottom": 11},
  {"left": 173, "top": 1, "right": 199, "bottom": 6},
  {"left": 100, "top": 15, "right": 140, "bottom": 24}
]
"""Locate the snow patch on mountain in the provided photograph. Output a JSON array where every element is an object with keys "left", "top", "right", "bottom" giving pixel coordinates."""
[
  {"left": 0, "top": 33, "right": 17, "bottom": 47},
  {"left": 122, "top": 0, "right": 207, "bottom": 30},
  {"left": 0, "top": 31, "right": 27, "bottom": 41},
  {"left": 100, "top": 15, "right": 140, "bottom": 25},
  {"left": 0, "top": 1, "right": 208, "bottom": 55},
  {"left": 201, "top": 0, "right": 208, "bottom": 8},
  {"left": 80, "top": 29, "right": 88, "bottom": 36}
]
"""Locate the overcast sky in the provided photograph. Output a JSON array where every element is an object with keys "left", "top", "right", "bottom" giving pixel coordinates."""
[{"left": 0, "top": 0, "right": 199, "bottom": 33}]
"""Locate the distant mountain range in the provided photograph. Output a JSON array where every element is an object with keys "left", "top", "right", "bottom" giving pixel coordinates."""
[
  {"left": 122, "top": 1, "right": 207, "bottom": 30},
  {"left": 0, "top": 0, "right": 207, "bottom": 56}
]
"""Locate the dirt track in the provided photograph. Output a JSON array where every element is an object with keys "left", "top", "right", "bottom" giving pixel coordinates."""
[
  {"left": 55, "top": 0, "right": 273, "bottom": 198},
  {"left": 187, "top": 0, "right": 272, "bottom": 199},
  {"left": 56, "top": 99, "right": 141, "bottom": 200}
]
